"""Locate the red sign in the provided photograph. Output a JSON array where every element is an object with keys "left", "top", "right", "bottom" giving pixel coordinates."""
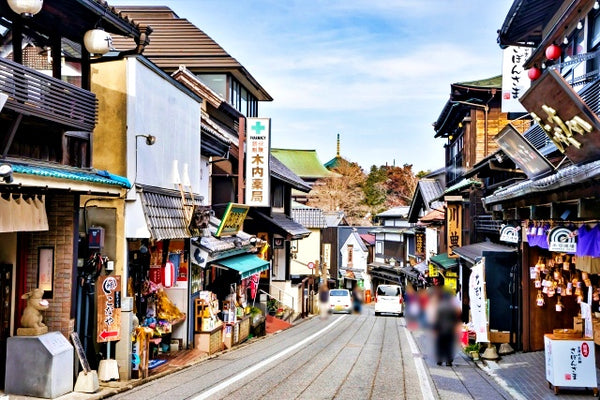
[{"left": 307, "top": 262, "right": 315, "bottom": 269}]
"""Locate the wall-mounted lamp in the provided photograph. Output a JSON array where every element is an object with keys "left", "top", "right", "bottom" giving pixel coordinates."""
[
  {"left": 84, "top": 27, "right": 113, "bottom": 56},
  {"left": 577, "top": 20, "right": 583, "bottom": 30},
  {"left": 7, "top": 0, "right": 43, "bottom": 18},
  {"left": 595, "top": 1, "right": 599, "bottom": 10},
  {"left": 0, "top": 163, "right": 14, "bottom": 183},
  {"left": 136, "top": 134, "right": 156, "bottom": 146}
]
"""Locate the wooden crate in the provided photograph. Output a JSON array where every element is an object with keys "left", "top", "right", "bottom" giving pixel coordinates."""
[
  {"left": 489, "top": 330, "right": 513, "bottom": 344},
  {"left": 239, "top": 316, "right": 250, "bottom": 342}
]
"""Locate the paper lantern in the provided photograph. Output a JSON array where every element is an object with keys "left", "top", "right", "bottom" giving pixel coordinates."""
[
  {"left": 162, "top": 261, "right": 175, "bottom": 288},
  {"left": 528, "top": 67, "right": 542, "bottom": 81},
  {"left": 545, "top": 44, "right": 561, "bottom": 61},
  {"left": 7, "top": 0, "right": 42, "bottom": 18},
  {"left": 84, "top": 28, "right": 112, "bottom": 55}
]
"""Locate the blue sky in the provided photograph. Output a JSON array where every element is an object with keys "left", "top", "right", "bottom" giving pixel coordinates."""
[{"left": 116, "top": 0, "right": 514, "bottom": 173}]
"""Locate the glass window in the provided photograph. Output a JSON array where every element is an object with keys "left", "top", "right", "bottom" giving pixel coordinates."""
[{"left": 197, "top": 74, "right": 227, "bottom": 98}]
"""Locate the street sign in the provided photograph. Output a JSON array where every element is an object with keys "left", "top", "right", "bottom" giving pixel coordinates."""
[
  {"left": 97, "top": 275, "right": 121, "bottom": 343},
  {"left": 307, "top": 262, "right": 315, "bottom": 269}
]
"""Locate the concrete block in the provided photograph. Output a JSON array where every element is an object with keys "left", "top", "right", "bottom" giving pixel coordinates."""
[{"left": 5, "top": 331, "right": 74, "bottom": 398}]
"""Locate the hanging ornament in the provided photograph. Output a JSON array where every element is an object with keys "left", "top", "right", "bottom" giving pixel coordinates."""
[
  {"left": 534, "top": 277, "right": 542, "bottom": 288},
  {"left": 563, "top": 260, "right": 570, "bottom": 271},
  {"left": 566, "top": 282, "right": 573, "bottom": 296},
  {"left": 545, "top": 44, "right": 562, "bottom": 60},
  {"left": 556, "top": 296, "right": 563, "bottom": 312},
  {"left": 537, "top": 291, "right": 545, "bottom": 307},
  {"left": 593, "top": 288, "right": 600, "bottom": 302},
  {"left": 577, "top": 294, "right": 584, "bottom": 304},
  {"left": 553, "top": 269, "right": 561, "bottom": 280},
  {"left": 528, "top": 67, "right": 542, "bottom": 81}
]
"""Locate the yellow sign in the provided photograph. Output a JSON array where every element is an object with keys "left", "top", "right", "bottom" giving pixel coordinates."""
[
  {"left": 428, "top": 263, "right": 439, "bottom": 277},
  {"left": 215, "top": 203, "right": 249, "bottom": 237},
  {"left": 444, "top": 277, "right": 457, "bottom": 293},
  {"left": 446, "top": 203, "right": 462, "bottom": 258}
]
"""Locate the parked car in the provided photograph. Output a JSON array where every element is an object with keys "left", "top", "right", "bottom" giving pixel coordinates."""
[
  {"left": 374, "top": 284, "right": 404, "bottom": 316},
  {"left": 329, "top": 289, "right": 352, "bottom": 314}
]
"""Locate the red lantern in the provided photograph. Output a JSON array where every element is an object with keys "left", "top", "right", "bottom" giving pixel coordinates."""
[
  {"left": 528, "top": 67, "right": 542, "bottom": 81},
  {"left": 545, "top": 44, "right": 561, "bottom": 61}
]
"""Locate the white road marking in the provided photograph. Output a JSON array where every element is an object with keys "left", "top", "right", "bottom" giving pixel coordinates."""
[
  {"left": 403, "top": 324, "right": 436, "bottom": 400},
  {"left": 190, "top": 316, "right": 346, "bottom": 400}
]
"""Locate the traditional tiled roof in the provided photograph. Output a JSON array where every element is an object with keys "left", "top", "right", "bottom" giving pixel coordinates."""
[
  {"left": 376, "top": 206, "right": 410, "bottom": 218},
  {"left": 323, "top": 211, "right": 347, "bottom": 227},
  {"left": 251, "top": 210, "right": 310, "bottom": 240},
  {"left": 359, "top": 233, "right": 375, "bottom": 246},
  {"left": 112, "top": 6, "right": 271, "bottom": 101},
  {"left": 271, "top": 156, "right": 311, "bottom": 192},
  {"left": 291, "top": 203, "right": 327, "bottom": 229},
  {"left": 271, "top": 149, "right": 335, "bottom": 180}
]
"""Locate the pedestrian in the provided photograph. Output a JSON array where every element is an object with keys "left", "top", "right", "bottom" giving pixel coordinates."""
[
  {"left": 318, "top": 283, "right": 330, "bottom": 319},
  {"left": 432, "top": 288, "right": 461, "bottom": 366},
  {"left": 404, "top": 284, "right": 420, "bottom": 330},
  {"left": 352, "top": 286, "right": 363, "bottom": 313}
]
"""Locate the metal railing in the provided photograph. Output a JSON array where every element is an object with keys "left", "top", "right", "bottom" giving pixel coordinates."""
[
  {"left": 473, "top": 214, "right": 503, "bottom": 233},
  {"left": 0, "top": 57, "right": 97, "bottom": 131}
]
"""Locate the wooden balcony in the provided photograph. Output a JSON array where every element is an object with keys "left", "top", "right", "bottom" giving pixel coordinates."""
[{"left": 0, "top": 57, "right": 97, "bottom": 132}]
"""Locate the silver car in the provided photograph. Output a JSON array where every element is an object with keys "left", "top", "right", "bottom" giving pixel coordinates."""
[{"left": 329, "top": 289, "right": 352, "bottom": 314}]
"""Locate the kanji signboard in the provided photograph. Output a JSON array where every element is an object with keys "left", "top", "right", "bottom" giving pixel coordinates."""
[
  {"left": 245, "top": 118, "right": 271, "bottom": 207},
  {"left": 97, "top": 275, "right": 121, "bottom": 343}
]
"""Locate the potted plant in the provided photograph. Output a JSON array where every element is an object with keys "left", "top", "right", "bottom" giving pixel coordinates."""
[
  {"left": 267, "top": 299, "right": 278, "bottom": 316},
  {"left": 464, "top": 343, "right": 480, "bottom": 360}
]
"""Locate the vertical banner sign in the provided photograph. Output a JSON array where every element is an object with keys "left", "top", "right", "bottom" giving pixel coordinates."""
[
  {"left": 245, "top": 118, "right": 271, "bottom": 207},
  {"left": 469, "top": 258, "right": 488, "bottom": 343},
  {"left": 415, "top": 230, "right": 425, "bottom": 256},
  {"left": 446, "top": 203, "right": 462, "bottom": 258},
  {"left": 97, "top": 275, "right": 121, "bottom": 342},
  {"left": 502, "top": 46, "right": 532, "bottom": 113}
]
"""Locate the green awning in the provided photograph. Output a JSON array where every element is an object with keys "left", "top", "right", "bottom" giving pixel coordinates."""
[
  {"left": 429, "top": 253, "right": 458, "bottom": 270},
  {"left": 216, "top": 254, "right": 269, "bottom": 279}
]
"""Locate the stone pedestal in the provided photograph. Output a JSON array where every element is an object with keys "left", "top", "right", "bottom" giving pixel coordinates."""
[{"left": 5, "top": 331, "right": 74, "bottom": 398}]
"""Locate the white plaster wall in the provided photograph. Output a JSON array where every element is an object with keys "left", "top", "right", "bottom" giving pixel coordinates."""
[
  {"left": 126, "top": 58, "right": 202, "bottom": 192},
  {"left": 290, "top": 228, "right": 320, "bottom": 276}
]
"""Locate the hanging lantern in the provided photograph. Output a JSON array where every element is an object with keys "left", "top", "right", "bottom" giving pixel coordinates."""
[
  {"left": 545, "top": 44, "right": 562, "bottom": 60},
  {"left": 566, "top": 282, "right": 573, "bottom": 296},
  {"left": 7, "top": 0, "right": 43, "bottom": 18},
  {"left": 162, "top": 260, "right": 175, "bottom": 288},
  {"left": 527, "top": 67, "right": 542, "bottom": 81},
  {"left": 84, "top": 28, "right": 113, "bottom": 56}
]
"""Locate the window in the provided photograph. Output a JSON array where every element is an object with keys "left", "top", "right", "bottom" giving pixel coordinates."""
[
  {"left": 347, "top": 244, "right": 353, "bottom": 267},
  {"left": 271, "top": 182, "right": 284, "bottom": 209},
  {"left": 197, "top": 74, "right": 227, "bottom": 98},
  {"left": 562, "top": 24, "right": 586, "bottom": 84}
]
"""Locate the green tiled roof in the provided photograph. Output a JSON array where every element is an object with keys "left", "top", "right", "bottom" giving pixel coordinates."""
[
  {"left": 444, "top": 178, "right": 481, "bottom": 195},
  {"left": 456, "top": 75, "right": 502, "bottom": 89},
  {"left": 12, "top": 162, "right": 131, "bottom": 188},
  {"left": 429, "top": 253, "right": 458, "bottom": 270},
  {"left": 271, "top": 149, "right": 335, "bottom": 179}
]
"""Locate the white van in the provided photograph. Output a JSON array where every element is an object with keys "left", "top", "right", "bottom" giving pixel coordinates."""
[{"left": 374, "top": 284, "right": 404, "bottom": 316}]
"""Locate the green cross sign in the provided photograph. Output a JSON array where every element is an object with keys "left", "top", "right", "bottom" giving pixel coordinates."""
[{"left": 251, "top": 121, "right": 265, "bottom": 134}]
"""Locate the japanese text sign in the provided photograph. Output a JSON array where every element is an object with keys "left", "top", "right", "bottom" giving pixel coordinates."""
[
  {"left": 215, "top": 203, "right": 249, "bottom": 237},
  {"left": 245, "top": 118, "right": 271, "bottom": 207},
  {"left": 469, "top": 259, "right": 488, "bottom": 343},
  {"left": 97, "top": 275, "right": 121, "bottom": 342},
  {"left": 446, "top": 203, "right": 462, "bottom": 258},
  {"left": 502, "top": 46, "right": 532, "bottom": 113}
]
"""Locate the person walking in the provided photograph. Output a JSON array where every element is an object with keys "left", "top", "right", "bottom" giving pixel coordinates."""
[
  {"left": 352, "top": 286, "right": 363, "bottom": 314},
  {"left": 432, "top": 288, "right": 461, "bottom": 366},
  {"left": 318, "top": 283, "right": 330, "bottom": 319}
]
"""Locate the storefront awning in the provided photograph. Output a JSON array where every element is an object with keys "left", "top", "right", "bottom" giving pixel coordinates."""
[
  {"left": 429, "top": 253, "right": 458, "bottom": 270},
  {"left": 369, "top": 269, "right": 402, "bottom": 284},
  {"left": 216, "top": 254, "right": 270, "bottom": 279},
  {"left": 138, "top": 185, "right": 204, "bottom": 240},
  {"left": 251, "top": 210, "right": 310, "bottom": 240},
  {"left": 413, "top": 261, "right": 428, "bottom": 274},
  {"left": 452, "top": 242, "right": 517, "bottom": 264}
]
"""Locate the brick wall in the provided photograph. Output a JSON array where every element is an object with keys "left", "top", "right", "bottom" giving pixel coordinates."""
[{"left": 25, "top": 193, "right": 77, "bottom": 338}]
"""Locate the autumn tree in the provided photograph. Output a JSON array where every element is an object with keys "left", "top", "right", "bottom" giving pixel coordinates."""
[
  {"left": 383, "top": 164, "right": 418, "bottom": 208},
  {"left": 307, "top": 158, "right": 371, "bottom": 226}
]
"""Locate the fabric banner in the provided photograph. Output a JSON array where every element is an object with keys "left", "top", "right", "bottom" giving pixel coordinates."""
[{"left": 469, "top": 259, "right": 488, "bottom": 342}]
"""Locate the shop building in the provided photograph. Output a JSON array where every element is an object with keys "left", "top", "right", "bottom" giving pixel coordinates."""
[
  {"left": 0, "top": 0, "right": 149, "bottom": 392},
  {"left": 495, "top": 0, "right": 600, "bottom": 353}
]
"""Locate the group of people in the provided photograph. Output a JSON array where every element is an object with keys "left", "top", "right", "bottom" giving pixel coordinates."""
[{"left": 405, "top": 285, "right": 462, "bottom": 366}]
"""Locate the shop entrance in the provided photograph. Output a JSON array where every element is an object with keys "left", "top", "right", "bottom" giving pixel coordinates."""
[{"left": 0, "top": 263, "right": 12, "bottom": 389}]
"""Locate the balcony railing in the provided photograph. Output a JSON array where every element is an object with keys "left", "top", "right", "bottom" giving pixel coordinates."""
[
  {"left": 0, "top": 57, "right": 97, "bottom": 131},
  {"left": 473, "top": 215, "right": 503, "bottom": 233}
]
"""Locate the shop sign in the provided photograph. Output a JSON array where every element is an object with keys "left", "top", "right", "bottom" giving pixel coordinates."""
[
  {"left": 97, "top": 275, "right": 121, "bottom": 343},
  {"left": 322, "top": 243, "right": 331, "bottom": 269},
  {"left": 428, "top": 263, "right": 439, "bottom": 277},
  {"left": 520, "top": 69, "right": 600, "bottom": 165},
  {"left": 444, "top": 277, "right": 457, "bottom": 293},
  {"left": 215, "top": 203, "right": 249, "bottom": 237},
  {"left": 245, "top": 118, "right": 271, "bottom": 207},
  {"left": 494, "top": 124, "right": 554, "bottom": 179},
  {"left": 469, "top": 259, "right": 488, "bottom": 343},
  {"left": 499, "top": 224, "right": 520, "bottom": 244},
  {"left": 501, "top": 46, "right": 532, "bottom": 113},
  {"left": 446, "top": 203, "right": 462, "bottom": 258},
  {"left": 415, "top": 230, "right": 425, "bottom": 256},
  {"left": 548, "top": 226, "right": 577, "bottom": 253}
]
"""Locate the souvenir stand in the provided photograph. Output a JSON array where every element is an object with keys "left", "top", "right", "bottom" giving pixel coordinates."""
[{"left": 525, "top": 221, "right": 600, "bottom": 395}]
